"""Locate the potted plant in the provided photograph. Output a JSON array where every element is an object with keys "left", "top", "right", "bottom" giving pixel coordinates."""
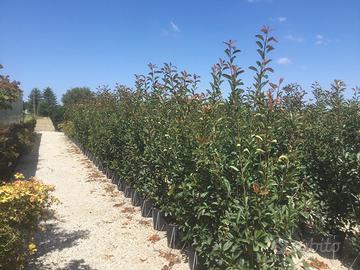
[
  {"left": 187, "top": 245, "right": 206, "bottom": 270},
  {"left": 166, "top": 224, "right": 184, "bottom": 249},
  {"left": 124, "top": 185, "right": 134, "bottom": 198},
  {"left": 131, "top": 190, "right": 144, "bottom": 207},
  {"left": 106, "top": 168, "right": 112, "bottom": 179},
  {"left": 118, "top": 178, "right": 126, "bottom": 192},
  {"left": 111, "top": 173, "right": 117, "bottom": 184},
  {"left": 141, "top": 199, "right": 153, "bottom": 217},
  {"left": 152, "top": 207, "right": 167, "bottom": 231}
]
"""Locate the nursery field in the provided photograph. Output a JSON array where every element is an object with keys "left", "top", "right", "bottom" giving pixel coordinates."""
[
  {"left": 1, "top": 26, "right": 359, "bottom": 269},
  {"left": 0, "top": 0, "right": 359, "bottom": 266},
  {"left": 60, "top": 28, "right": 360, "bottom": 269}
]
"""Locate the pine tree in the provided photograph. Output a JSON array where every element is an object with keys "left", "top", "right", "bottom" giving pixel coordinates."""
[
  {"left": 38, "top": 87, "right": 57, "bottom": 116},
  {"left": 28, "top": 88, "right": 42, "bottom": 116}
]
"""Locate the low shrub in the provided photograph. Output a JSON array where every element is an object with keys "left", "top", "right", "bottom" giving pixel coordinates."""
[
  {"left": 0, "top": 118, "right": 36, "bottom": 176},
  {"left": 0, "top": 174, "right": 55, "bottom": 269}
]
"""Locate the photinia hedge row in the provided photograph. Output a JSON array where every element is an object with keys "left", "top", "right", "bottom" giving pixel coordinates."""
[{"left": 63, "top": 28, "right": 360, "bottom": 269}]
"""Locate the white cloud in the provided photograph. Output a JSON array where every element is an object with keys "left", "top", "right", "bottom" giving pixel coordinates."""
[
  {"left": 269, "top": 16, "right": 286, "bottom": 23},
  {"left": 315, "top": 34, "right": 327, "bottom": 45},
  {"left": 170, "top": 21, "right": 180, "bottom": 32},
  {"left": 285, "top": 34, "right": 304, "bottom": 43},
  {"left": 277, "top": 57, "right": 291, "bottom": 65}
]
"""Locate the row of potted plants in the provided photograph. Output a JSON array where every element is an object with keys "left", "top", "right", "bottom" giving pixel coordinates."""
[
  {"left": 71, "top": 137, "right": 206, "bottom": 270},
  {"left": 62, "top": 27, "right": 359, "bottom": 269},
  {"left": 63, "top": 29, "right": 311, "bottom": 269}
]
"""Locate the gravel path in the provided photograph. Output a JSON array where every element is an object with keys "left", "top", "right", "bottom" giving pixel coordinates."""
[
  {"left": 17, "top": 130, "right": 188, "bottom": 270},
  {"left": 35, "top": 117, "right": 55, "bottom": 132}
]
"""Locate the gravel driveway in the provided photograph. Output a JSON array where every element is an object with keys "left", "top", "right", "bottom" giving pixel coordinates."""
[{"left": 17, "top": 130, "right": 188, "bottom": 270}]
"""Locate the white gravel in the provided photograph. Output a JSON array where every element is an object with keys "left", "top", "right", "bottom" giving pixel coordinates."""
[{"left": 18, "top": 131, "right": 188, "bottom": 270}]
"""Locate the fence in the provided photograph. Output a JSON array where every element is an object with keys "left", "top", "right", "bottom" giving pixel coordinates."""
[{"left": 0, "top": 93, "right": 23, "bottom": 128}]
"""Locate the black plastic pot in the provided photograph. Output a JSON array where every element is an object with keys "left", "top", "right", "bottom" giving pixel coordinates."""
[
  {"left": 332, "top": 232, "right": 346, "bottom": 255},
  {"left": 141, "top": 199, "right": 153, "bottom": 218},
  {"left": 118, "top": 179, "right": 126, "bottom": 192},
  {"left": 188, "top": 245, "right": 206, "bottom": 270},
  {"left": 111, "top": 173, "right": 117, "bottom": 184},
  {"left": 124, "top": 186, "right": 134, "bottom": 198},
  {"left": 152, "top": 207, "right": 167, "bottom": 231},
  {"left": 166, "top": 224, "right": 184, "bottom": 249},
  {"left": 114, "top": 177, "right": 124, "bottom": 191},
  {"left": 131, "top": 190, "right": 144, "bottom": 207},
  {"left": 98, "top": 161, "right": 103, "bottom": 171},
  {"left": 106, "top": 168, "right": 112, "bottom": 179}
]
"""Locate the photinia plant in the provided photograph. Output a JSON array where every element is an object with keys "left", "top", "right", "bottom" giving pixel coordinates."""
[{"left": 62, "top": 27, "right": 360, "bottom": 269}]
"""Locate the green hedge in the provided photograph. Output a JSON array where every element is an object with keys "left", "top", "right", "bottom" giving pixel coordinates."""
[
  {"left": 64, "top": 29, "right": 359, "bottom": 269},
  {"left": 0, "top": 117, "right": 36, "bottom": 176},
  {"left": 50, "top": 105, "right": 65, "bottom": 130}
]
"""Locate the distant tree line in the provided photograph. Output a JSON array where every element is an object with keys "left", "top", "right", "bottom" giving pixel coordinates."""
[
  {"left": 1, "top": 62, "right": 94, "bottom": 130},
  {"left": 24, "top": 86, "right": 93, "bottom": 130}
]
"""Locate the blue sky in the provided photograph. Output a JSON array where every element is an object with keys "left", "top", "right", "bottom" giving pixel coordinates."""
[{"left": 1, "top": 0, "right": 359, "bottom": 101}]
